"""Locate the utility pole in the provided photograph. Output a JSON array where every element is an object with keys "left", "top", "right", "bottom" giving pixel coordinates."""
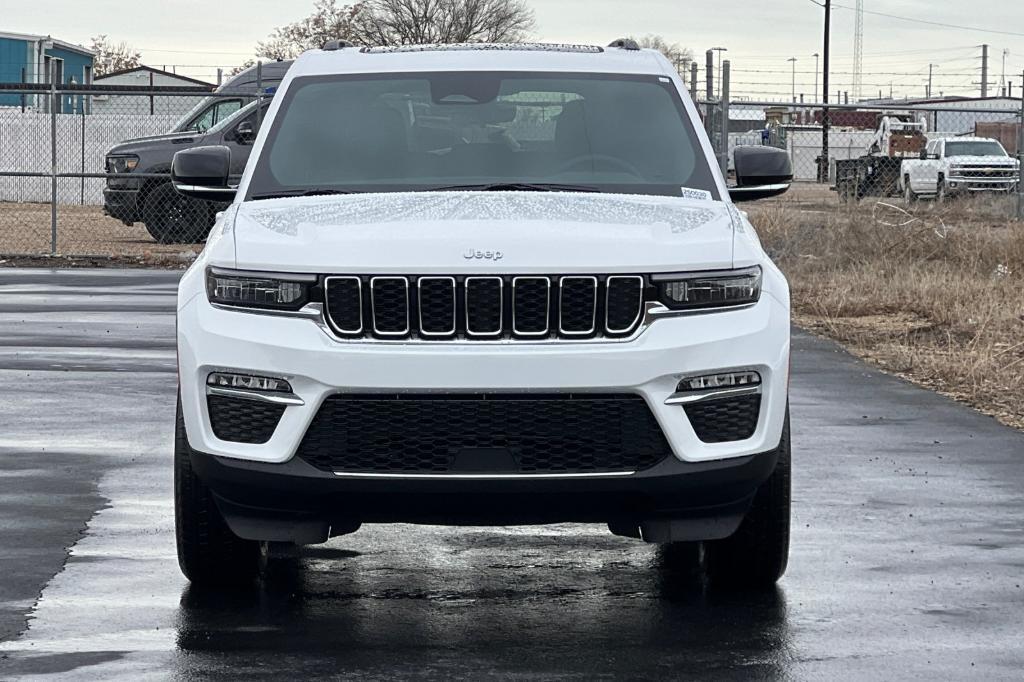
[
  {"left": 813, "top": 53, "right": 820, "bottom": 103},
  {"left": 820, "top": 0, "right": 831, "bottom": 184},
  {"left": 981, "top": 44, "right": 989, "bottom": 97},
  {"left": 1002, "top": 49, "right": 1010, "bottom": 96},
  {"left": 928, "top": 64, "right": 938, "bottom": 99},
  {"left": 788, "top": 57, "right": 798, "bottom": 103}
]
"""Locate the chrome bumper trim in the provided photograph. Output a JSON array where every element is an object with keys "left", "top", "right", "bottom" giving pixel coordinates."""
[
  {"left": 206, "top": 386, "right": 306, "bottom": 406},
  {"left": 664, "top": 385, "right": 761, "bottom": 406},
  {"left": 331, "top": 470, "right": 636, "bottom": 480}
]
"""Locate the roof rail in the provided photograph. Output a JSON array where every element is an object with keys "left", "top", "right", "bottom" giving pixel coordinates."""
[
  {"left": 323, "top": 39, "right": 357, "bottom": 51},
  {"left": 608, "top": 38, "right": 640, "bottom": 51}
]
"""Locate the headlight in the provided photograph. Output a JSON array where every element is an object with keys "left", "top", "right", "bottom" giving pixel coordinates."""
[
  {"left": 105, "top": 155, "right": 139, "bottom": 174},
  {"left": 206, "top": 267, "right": 316, "bottom": 311},
  {"left": 653, "top": 266, "right": 762, "bottom": 310}
]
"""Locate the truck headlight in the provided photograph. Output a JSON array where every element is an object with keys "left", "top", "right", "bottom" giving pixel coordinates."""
[
  {"left": 653, "top": 266, "right": 762, "bottom": 310},
  {"left": 105, "top": 154, "right": 139, "bottom": 174},
  {"left": 206, "top": 267, "right": 316, "bottom": 311}
]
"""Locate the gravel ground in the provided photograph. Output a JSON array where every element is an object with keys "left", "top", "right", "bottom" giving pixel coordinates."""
[{"left": 0, "top": 202, "right": 201, "bottom": 263}]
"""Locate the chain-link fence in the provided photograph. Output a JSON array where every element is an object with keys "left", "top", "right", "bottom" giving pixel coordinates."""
[
  {"left": 701, "top": 87, "right": 1024, "bottom": 219},
  {"left": 1, "top": 66, "right": 1023, "bottom": 262},
  {"left": 0, "top": 70, "right": 267, "bottom": 259}
]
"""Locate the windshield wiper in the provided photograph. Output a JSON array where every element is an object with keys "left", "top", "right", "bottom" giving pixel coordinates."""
[
  {"left": 250, "top": 188, "right": 357, "bottom": 200},
  {"left": 424, "top": 182, "right": 601, "bottom": 193}
]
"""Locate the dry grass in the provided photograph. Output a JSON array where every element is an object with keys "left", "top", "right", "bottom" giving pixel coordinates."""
[
  {"left": 750, "top": 191, "right": 1024, "bottom": 430},
  {"left": 0, "top": 201, "right": 202, "bottom": 260}
]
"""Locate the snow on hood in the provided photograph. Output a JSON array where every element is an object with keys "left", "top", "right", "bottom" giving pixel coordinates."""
[{"left": 231, "top": 191, "right": 736, "bottom": 274}]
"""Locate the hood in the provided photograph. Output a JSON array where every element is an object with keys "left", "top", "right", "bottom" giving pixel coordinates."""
[
  {"left": 947, "top": 155, "right": 1019, "bottom": 166},
  {"left": 105, "top": 132, "right": 201, "bottom": 156},
  {"left": 229, "top": 192, "right": 735, "bottom": 273}
]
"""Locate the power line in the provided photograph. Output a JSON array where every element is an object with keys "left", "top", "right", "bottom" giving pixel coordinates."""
[{"left": 831, "top": 2, "right": 1024, "bottom": 38}]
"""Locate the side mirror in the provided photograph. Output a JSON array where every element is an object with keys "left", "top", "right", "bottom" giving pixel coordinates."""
[
  {"left": 235, "top": 120, "right": 256, "bottom": 145},
  {"left": 171, "top": 146, "right": 236, "bottom": 201},
  {"left": 728, "top": 146, "right": 793, "bottom": 203}
]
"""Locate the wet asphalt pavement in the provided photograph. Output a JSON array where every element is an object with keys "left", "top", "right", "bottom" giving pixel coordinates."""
[{"left": 0, "top": 268, "right": 1023, "bottom": 680}]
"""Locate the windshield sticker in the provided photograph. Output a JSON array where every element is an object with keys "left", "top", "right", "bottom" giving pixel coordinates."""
[{"left": 680, "top": 187, "right": 713, "bottom": 202}]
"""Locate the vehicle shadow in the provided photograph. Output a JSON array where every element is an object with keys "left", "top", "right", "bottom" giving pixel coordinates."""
[{"left": 173, "top": 540, "right": 793, "bottom": 677}]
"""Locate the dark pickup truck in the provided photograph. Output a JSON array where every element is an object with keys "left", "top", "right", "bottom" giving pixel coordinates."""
[
  {"left": 102, "top": 61, "right": 290, "bottom": 244},
  {"left": 103, "top": 101, "right": 268, "bottom": 243}
]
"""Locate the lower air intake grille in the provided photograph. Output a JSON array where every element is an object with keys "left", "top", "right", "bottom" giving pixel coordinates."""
[
  {"left": 684, "top": 394, "right": 761, "bottom": 443},
  {"left": 207, "top": 395, "right": 286, "bottom": 444},
  {"left": 297, "top": 394, "right": 671, "bottom": 474}
]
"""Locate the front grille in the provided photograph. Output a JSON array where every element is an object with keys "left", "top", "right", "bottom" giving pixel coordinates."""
[
  {"left": 955, "top": 168, "right": 1017, "bottom": 179},
  {"left": 324, "top": 275, "right": 646, "bottom": 341},
  {"left": 207, "top": 394, "right": 286, "bottom": 444},
  {"left": 684, "top": 395, "right": 761, "bottom": 443},
  {"left": 296, "top": 394, "right": 671, "bottom": 474}
]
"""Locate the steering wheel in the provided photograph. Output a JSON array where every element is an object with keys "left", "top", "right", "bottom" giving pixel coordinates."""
[{"left": 554, "top": 154, "right": 644, "bottom": 179}]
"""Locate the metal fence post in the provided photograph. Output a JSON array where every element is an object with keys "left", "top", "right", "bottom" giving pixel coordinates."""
[
  {"left": 50, "top": 61, "right": 58, "bottom": 255},
  {"left": 1018, "top": 71, "right": 1024, "bottom": 220},
  {"left": 720, "top": 61, "right": 730, "bottom": 176},
  {"left": 690, "top": 62, "right": 698, "bottom": 104}
]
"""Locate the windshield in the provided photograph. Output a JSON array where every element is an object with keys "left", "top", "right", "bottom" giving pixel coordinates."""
[
  {"left": 945, "top": 141, "right": 1007, "bottom": 157},
  {"left": 246, "top": 71, "right": 718, "bottom": 200}
]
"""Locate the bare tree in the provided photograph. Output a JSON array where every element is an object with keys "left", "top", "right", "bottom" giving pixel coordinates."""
[
  {"left": 629, "top": 34, "right": 693, "bottom": 71},
  {"left": 239, "top": 0, "right": 534, "bottom": 74},
  {"left": 89, "top": 35, "right": 142, "bottom": 77},
  {"left": 252, "top": 0, "right": 363, "bottom": 61},
  {"left": 350, "top": 0, "right": 535, "bottom": 45}
]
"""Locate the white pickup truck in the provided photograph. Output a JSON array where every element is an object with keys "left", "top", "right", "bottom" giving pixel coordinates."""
[{"left": 900, "top": 136, "right": 1020, "bottom": 202}]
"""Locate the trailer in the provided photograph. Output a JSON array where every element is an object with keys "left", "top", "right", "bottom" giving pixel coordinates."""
[{"left": 832, "top": 114, "right": 928, "bottom": 201}]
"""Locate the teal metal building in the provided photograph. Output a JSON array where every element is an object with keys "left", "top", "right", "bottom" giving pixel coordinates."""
[{"left": 0, "top": 30, "right": 95, "bottom": 111}]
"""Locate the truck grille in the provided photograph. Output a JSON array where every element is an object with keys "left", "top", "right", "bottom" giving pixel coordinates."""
[
  {"left": 324, "top": 275, "right": 645, "bottom": 340},
  {"left": 954, "top": 168, "right": 1017, "bottom": 179},
  {"left": 296, "top": 394, "right": 671, "bottom": 474}
]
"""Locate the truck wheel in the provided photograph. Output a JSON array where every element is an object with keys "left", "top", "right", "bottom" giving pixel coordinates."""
[
  {"left": 903, "top": 177, "right": 917, "bottom": 203},
  {"left": 143, "top": 183, "right": 212, "bottom": 245},
  {"left": 703, "top": 409, "right": 791, "bottom": 589},
  {"left": 175, "top": 395, "right": 261, "bottom": 586}
]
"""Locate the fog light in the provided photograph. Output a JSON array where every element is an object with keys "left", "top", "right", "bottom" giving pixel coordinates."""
[
  {"left": 677, "top": 371, "right": 761, "bottom": 392},
  {"left": 207, "top": 372, "right": 292, "bottom": 393}
]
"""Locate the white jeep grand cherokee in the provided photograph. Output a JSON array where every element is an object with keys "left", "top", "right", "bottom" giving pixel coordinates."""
[{"left": 173, "top": 39, "right": 794, "bottom": 589}]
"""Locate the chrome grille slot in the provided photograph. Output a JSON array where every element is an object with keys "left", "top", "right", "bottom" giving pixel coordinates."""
[
  {"left": 512, "top": 277, "right": 550, "bottom": 337},
  {"left": 605, "top": 275, "right": 644, "bottom": 335},
  {"left": 465, "top": 277, "right": 503, "bottom": 337},
  {"left": 370, "top": 277, "right": 410, "bottom": 337},
  {"left": 324, "top": 276, "right": 363, "bottom": 335},
  {"left": 558, "top": 276, "right": 598, "bottom": 336},
  {"left": 417, "top": 277, "right": 457, "bottom": 337}
]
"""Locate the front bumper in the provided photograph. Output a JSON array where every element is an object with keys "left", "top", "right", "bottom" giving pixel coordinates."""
[
  {"left": 189, "top": 443, "right": 780, "bottom": 542},
  {"left": 102, "top": 187, "right": 140, "bottom": 224},
  {"left": 946, "top": 176, "right": 1018, "bottom": 192},
  {"left": 177, "top": 286, "right": 791, "bottom": 467}
]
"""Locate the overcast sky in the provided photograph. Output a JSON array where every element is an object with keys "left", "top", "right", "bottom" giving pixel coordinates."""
[{"left": 7, "top": 0, "right": 1024, "bottom": 100}]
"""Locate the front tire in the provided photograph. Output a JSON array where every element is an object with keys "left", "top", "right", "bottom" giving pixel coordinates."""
[
  {"left": 143, "top": 183, "right": 212, "bottom": 245},
  {"left": 175, "top": 396, "right": 260, "bottom": 585},
  {"left": 702, "top": 410, "right": 791, "bottom": 589},
  {"left": 903, "top": 176, "right": 917, "bottom": 203}
]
